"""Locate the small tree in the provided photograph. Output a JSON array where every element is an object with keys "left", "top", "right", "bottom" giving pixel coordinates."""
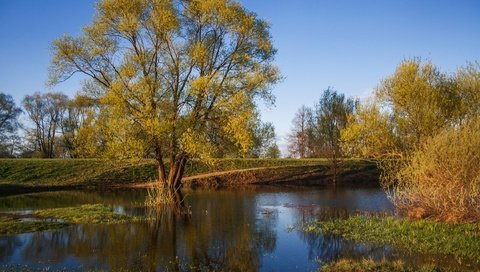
[
  {"left": 456, "top": 61, "right": 480, "bottom": 122},
  {"left": 0, "top": 93, "right": 22, "bottom": 157},
  {"left": 314, "top": 88, "right": 354, "bottom": 183},
  {"left": 287, "top": 105, "right": 314, "bottom": 158},
  {"left": 251, "top": 121, "right": 278, "bottom": 158},
  {"left": 49, "top": 0, "right": 279, "bottom": 192},
  {"left": 22, "top": 92, "right": 68, "bottom": 158},
  {"left": 346, "top": 59, "right": 480, "bottom": 222},
  {"left": 264, "top": 143, "right": 281, "bottom": 158}
]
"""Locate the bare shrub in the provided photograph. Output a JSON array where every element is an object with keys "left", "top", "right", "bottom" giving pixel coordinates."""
[{"left": 382, "top": 118, "right": 480, "bottom": 223}]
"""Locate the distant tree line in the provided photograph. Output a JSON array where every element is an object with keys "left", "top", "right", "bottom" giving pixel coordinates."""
[{"left": 0, "top": 90, "right": 280, "bottom": 159}]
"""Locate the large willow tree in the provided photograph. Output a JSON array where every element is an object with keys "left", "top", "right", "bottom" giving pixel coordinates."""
[{"left": 49, "top": 0, "right": 279, "bottom": 190}]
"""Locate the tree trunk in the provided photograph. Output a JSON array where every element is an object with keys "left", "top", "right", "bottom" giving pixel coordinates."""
[
  {"left": 167, "top": 155, "right": 186, "bottom": 191},
  {"left": 157, "top": 161, "right": 167, "bottom": 187},
  {"left": 332, "top": 158, "right": 338, "bottom": 185},
  {"left": 173, "top": 156, "right": 186, "bottom": 190},
  {"left": 155, "top": 146, "right": 167, "bottom": 188},
  {"left": 154, "top": 147, "right": 187, "bottom": 200},
  {"left": 330, "top": 145, "right": 339, "bottom": 185}
]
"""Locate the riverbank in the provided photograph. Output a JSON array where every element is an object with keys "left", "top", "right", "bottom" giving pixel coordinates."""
[{"left": 0, "top": 158, "right": 379, "bottom": 194}]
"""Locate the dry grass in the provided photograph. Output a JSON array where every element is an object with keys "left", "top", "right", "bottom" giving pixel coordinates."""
[
  {"left": 382, "top": 118, "right": 480, "bottom": 223},
  {"left": 145, "top": 184, "right": 177, "bottom": 206},
  {"left": 145, "top": 184, "right": 191, "bottom": 217}
]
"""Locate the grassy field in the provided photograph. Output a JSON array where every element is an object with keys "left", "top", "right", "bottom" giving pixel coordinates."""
[{"left": 0, "top": 158, "right": 377, "bottom": 191}]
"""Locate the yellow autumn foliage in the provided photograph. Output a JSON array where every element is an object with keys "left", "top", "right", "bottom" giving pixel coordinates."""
[
  {"left": 50, "top": 0, "right": 280, "bottom": 188},
  {"left": 341, "top": 100, "right": 398, "bottom": 158},
  {"left": 383, "top": 118, "right": 480, "bottom": 222}
]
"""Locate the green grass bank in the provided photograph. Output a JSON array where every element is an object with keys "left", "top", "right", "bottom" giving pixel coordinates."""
[{"left": 0, "top": 158, "right": 378, "bottom": 193}]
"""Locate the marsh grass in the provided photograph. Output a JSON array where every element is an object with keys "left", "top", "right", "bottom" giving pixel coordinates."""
[
  {"left": 319, "top": 258, "right": 456, "bottom": 272},
  {"left": 145, "top": 185, "right": 177, "bottom": 206},
  {"left": 306, "top": 215, "right": 480, "bottom": 263},
  {"left": 145, "top": 185, "right": 191, "bottom": 217}
]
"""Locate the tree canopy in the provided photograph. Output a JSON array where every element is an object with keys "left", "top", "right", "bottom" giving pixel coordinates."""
[
  {"left": 49, "top": 0, "right": 280, "bottom": 190},
  {"left": 342, "top": 59, "right": 480, "bottom": 158},
  {"left": 376, "top": 58, "right": 460, "bottom": 150}
]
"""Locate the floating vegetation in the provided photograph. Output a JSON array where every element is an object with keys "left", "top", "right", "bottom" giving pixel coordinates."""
[
  {"left": 0, "top": 213, "right": 69, "bottom": 235},
  {"left": 34, "top": 204, "right": 143, "bottom": 224},
  {"left": 0, "top": 204, "right": 143, "bottom": 235}
]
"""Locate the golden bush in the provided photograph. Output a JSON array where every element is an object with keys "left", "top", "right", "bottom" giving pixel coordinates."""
[{"left": 383, "top": 118, "right": 480, "bottom": 223}]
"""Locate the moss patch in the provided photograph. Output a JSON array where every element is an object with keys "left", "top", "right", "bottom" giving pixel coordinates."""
[
  {"left": 306, "top": 215, "right": 480, "bottom": 263},
  {"left": 34, "top": 204, "right": 141, "bottom": 224},
  {"left": 0, "top": 204, "right": 142, "bottom": 235}
]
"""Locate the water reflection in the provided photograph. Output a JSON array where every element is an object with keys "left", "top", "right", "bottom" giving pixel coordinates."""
[
  {"left": 4, "top": 186, "right": 453, "bottom": 271},
  {"left": 1, "top": 189, "right": 283, "bottom": 271}
]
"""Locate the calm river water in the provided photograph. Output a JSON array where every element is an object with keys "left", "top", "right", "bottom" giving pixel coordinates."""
[{"left": 0, "top": 186, "right": 459, "bottom": 271}]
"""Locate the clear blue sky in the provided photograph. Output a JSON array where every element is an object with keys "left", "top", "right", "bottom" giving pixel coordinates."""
[{"left": 1, "top": 0, "right": 479, "bottom": 153}]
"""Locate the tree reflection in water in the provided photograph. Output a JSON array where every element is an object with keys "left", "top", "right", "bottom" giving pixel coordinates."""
[
  {"left": 0, "top": 235, "right": 22, "bottom": 262},
  {"left": 1, "top": 190, "right": 278, "bottom": 271}
]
